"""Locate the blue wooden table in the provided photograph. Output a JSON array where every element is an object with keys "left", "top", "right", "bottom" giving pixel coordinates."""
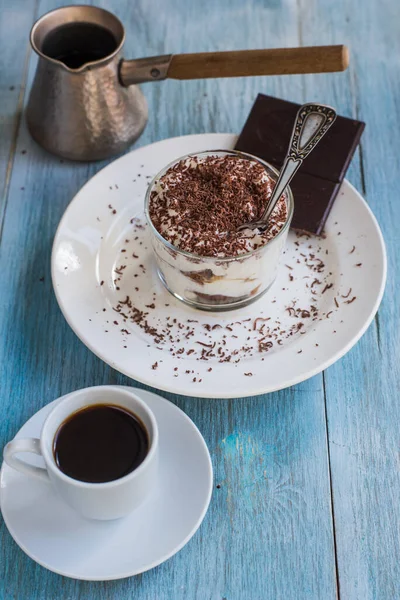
[{"left": 0, "top": 1, "right": 399, "bottom": 598}]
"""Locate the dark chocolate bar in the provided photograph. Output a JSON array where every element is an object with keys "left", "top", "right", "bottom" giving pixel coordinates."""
[{"left": 235, "top": 93, "right": 365, "bottom": 234}]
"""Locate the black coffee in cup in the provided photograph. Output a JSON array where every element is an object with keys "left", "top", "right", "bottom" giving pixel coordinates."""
[{"left": 53, "top": 404, "right": 149, "bottom": 483}]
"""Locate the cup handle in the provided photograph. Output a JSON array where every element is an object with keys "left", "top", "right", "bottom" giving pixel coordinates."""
[{"left": 3, "top": 438, "right": 49, "bottom": 482}]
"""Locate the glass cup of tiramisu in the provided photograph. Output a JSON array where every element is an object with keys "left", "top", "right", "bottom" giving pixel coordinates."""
[{"left": 145, "top": 150, "right": 294, "bottom": 311}]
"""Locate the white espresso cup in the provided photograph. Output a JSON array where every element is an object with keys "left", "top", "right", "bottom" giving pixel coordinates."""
[{"left": 3, "top": 386, "right": 159, "bottom": 520}]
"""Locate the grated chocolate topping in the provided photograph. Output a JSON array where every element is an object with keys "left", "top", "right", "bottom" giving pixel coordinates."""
[{"left": 148, "top": 155, "right": 288, "bottom": 257}]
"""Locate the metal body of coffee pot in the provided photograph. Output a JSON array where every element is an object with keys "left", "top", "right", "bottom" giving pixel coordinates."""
[
  {"left": 27, "top": 6, "right": 150, "bottom": 161},
  {"left": 27, "top": 5, "right": 349, "bottom": 162}
]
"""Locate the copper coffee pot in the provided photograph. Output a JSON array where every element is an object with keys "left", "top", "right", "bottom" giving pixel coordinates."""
[{"left": 26, "top": 5, "right": 349, "bottom": 161}]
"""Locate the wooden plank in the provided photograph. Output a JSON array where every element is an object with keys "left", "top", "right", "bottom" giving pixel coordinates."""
[
  {"left": 0, "top": 0, "right": 339, "bottom": 598},
  {"left": 0, "top": 0, "right": 37, "bottom": 235},
  {"left": 299, "top": 0, "right": 400, "bottom": 598}
]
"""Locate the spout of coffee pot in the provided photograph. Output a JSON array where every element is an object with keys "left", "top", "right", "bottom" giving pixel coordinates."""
[{"left": 119, "top": 45, "right": 349, "bottom": 86}]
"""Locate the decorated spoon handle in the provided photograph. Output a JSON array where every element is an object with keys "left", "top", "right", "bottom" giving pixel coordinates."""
[
  {"left": 288, "top": 103, "right": 337, "bottom": 160},
  {"left": 260, "top": 103, "right": 337, "bottom": 224}
]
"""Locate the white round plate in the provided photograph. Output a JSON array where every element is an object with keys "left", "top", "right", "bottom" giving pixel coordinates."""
[
  {"left": 0, "top": 387, "right": 213, "bottom": 580},
  {"left": 52, "top": 134, "right": 386, "bottom": 398}
]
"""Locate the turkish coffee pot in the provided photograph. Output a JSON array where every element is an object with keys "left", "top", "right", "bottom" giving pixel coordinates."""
[{"left": 26, "top": 5, "right": 349, "bottom": 161}]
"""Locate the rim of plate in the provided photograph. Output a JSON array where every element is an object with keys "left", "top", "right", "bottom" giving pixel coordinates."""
[
  {"left": 0, "top": 387, "right": 213, "bottom": 580},
  {"left": 51, "top": 134, "right": 387, "bottom": 398}
]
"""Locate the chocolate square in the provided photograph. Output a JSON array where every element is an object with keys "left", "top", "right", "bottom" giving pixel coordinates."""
[
  {"left": 235, "top": 93, "right": 365, "bottom": 234},
  {"left": 290, "top": 172, "right": 341, "bottom": 233}
]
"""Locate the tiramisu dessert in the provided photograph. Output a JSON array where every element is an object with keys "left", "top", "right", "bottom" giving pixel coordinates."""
[{"left": 145, "top": 150, "right": 293, "bottom": 310}]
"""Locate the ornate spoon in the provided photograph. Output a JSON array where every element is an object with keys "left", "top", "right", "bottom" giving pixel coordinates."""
[{"left": 237, "top": 103, "right": 337, "bottom": 232}]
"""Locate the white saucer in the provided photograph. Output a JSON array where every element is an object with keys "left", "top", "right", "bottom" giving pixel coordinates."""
[
  {"left": 0, "top": 387, "right": 213, "bottom": 580},
  {"left": 52, "top": 133, "right": 387, "bottom": 398}
]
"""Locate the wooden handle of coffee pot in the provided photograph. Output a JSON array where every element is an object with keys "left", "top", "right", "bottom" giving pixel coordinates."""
[
  {"left": 119, "top": 45, "right": 349, "bottom": 86},
  {"left": 167, "top": 46, "right": 349, "bottom": 79}
]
